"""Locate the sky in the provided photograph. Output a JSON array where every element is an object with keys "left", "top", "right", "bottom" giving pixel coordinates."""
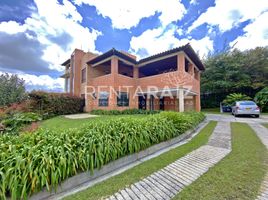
[{"left": 0, "top": 0, "right": 268, "bottom": 91}]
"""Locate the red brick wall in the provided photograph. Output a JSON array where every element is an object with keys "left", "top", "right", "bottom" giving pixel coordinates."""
[{"left": 76, "top": 51, "right": 202, "bottom": 112}]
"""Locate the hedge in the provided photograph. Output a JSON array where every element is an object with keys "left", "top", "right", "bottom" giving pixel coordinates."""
[
  {"left": 255, "top": 87, "right": 268, "bottom": 112},
  {"left": 28, "top": 91, "right": 85, "bottom": 118},
  {"left": 0, "top": 112, "right": 205, "bottom": 199},
  {"left": 91, "top": 108, "right": 160, "bottom": 115}
]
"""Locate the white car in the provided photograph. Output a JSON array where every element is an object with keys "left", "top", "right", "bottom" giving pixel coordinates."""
[{"left": 232, "top": 101, "right": 260, "bottom": 118}]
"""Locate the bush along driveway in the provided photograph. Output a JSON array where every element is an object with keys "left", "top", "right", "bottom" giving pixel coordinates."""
[{"left": 0, "top": 112, "right": 204, "bottom": 199}]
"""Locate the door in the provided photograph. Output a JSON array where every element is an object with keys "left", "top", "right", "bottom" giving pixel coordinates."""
[
  {"left": 138, "top": 95, "right": 147, "bottom": 110},
  {"left": 149, "top": 95, "right": 154, "bottom": 110},
  {"left": 159, "top": 97, "right": 165, "bottom": 110}
]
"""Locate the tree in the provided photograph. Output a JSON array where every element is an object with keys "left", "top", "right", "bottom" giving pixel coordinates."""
[
  {"left": 0, "top": 73, "right": 26, "bottom": 107},
  {"left": 201, "top": 46, "right": 268, "bottom": 108}
]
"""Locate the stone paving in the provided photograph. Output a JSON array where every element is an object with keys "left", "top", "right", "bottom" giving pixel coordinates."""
[
  {"left": 206, "top": 114, "right": 268, "bottom": 124},
  {"left": 64, "top": 113, "right": 99, "bottom": 119},
  {"left": 249, "top": 123, "right": 268, "bottom": 200},
  {"left": 106, "top": 121, "right": 232, "bottom": 200}
]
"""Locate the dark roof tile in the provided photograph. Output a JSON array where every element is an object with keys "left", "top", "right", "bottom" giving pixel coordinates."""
[{"left": 86, "top": 43, "right": 205, "bottom": 70}]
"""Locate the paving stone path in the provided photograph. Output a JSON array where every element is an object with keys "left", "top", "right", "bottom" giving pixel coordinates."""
[
  {"left": 106, "top": 122, "right": 232, "bottom": 200},
  {"left": 249, "top": 123, "right": 268, "bottom": 200}
]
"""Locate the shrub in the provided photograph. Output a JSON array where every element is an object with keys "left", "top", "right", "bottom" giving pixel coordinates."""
[
  {"left": 0, "top": 73, "right": 26, "bottom": 107},
  {"left": 255, "top": 87, "right": 268, "bottom": 112},
  {"left": 222, "top": 93, "right": 251, "bottom": 105},
  {"left": 91, "top": 108, "right": 160, "bottom": 115},
  {"left": 2, "top": 100, "right": 32, "bottom": 115},
  {"left": 28, "top": 91, "right": 85, "bottom": 118},
  {"left": 1, "top": 112, "right": 42, "bottom": 134},
  {"left": 159, "top": 112, "right": 205, "bottom": 134},
  {"left": 0, "top": 112, "right": 204, "bottom": 199}
]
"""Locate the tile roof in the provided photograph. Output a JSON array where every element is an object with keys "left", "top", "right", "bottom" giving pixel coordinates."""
[
  {"left": 61, "top": 59, "right": 70, "bottom": 66},
  {"left": 87, "top": 43, "right": 205, "bottom": 70}
]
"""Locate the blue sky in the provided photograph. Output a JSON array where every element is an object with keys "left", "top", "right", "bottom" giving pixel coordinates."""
[{"left": 0, "top": 0, "right": 267, "bottom": 91}]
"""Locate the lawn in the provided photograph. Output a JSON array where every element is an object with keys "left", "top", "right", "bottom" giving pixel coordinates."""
[
  {"left": 201, "top": 107, "right": 220, "bottom": 114},
  {"left": 40, "top": 115, "right": 142, "bottom": 130},
  {"left": 64, "top": 121, "right": 217, "bottom": 200},
  {"left": 263, "top": 123, "right": 268, "bottom": 129},
  {"left": 174, "top": 122, "right": 268, "bottom": 200},
  {"left": 40, "top": 115, "right": 105, "bottom": 130}
]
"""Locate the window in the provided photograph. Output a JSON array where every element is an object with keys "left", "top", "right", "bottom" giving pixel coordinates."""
[
  {"left": 117, "top": 92, "right": 129, "bottom": 107},
  {"left": 81, "top": 68, "right": 86, "bottom": 83},
  {"left": 185, "top": 58, "right": 190, "bottom": 73},
  {"left": 98, "top": 92, "right": 109, "bottom": 107},
  {"left": 239, "top": 101, "right": 256, "bottom": 106},
  {"left": 194, "top": 68, "right": 199, "bottom": 80}
]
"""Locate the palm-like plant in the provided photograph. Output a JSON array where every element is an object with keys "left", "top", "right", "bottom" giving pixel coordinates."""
[{"left": 223, "top": 93, "right": 251, "bottom": 105}]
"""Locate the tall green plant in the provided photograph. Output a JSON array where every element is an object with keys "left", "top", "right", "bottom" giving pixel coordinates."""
[
  {"left": 255, "top": 87, "right": 268, "bottom": 112},
  {"left": 223, "top": 93, "right": 251, "bottom": 105},
  {"left": 0, "top": 112, "right": 204, "bottom": 199}
]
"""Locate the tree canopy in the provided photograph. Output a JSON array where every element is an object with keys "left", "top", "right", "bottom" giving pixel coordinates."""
[
  {"left": 202, "top": 47, "right": 268, "bottom": 93},
  {"left": 201, "top": 47, "right": 268, "bottom": 108},
  {"left": 0, "top": 73, "right": 26, "bottom": 107}
]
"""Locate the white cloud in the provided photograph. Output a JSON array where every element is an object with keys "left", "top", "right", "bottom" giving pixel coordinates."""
[
  {"left": 0, "top": 0, "right": 101, "bottom": 72},
  {"left": 0, "top": 21, "right": 27, "bottom": 34},
  {"left": 230, "top": 11, "right": 268, "bottom": 50},
  {"left": 190, "top": 0, "right": 198, "bottom": 5},
  {"left": 130, "top": 26, "right": 213, "bottom": 59},
  {"left": 0, "top": 71, "right": 64, "bottom": 91},
  {"left": 188, "top": 0, "right": 268, "bottom": 33},
  {"left": 19, "top": 74, "right": 64, "bottom": 91},
  {"left": 73, "top": 0, "right": 186, "bottom": 29}
]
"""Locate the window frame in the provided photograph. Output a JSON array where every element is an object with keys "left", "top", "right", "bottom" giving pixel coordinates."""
[
  {"left": 81, "top": 68, "right": 86, "bottom": 83},
  {"left": 117, "top": 92, "right": 129, "bottom": 107},
  {"left": 98, "top": 91, "right": 109, "bottom": 107}
]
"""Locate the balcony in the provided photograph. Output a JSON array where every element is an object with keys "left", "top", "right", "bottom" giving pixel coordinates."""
[
  {"left": 60, "top": 68, "right": 70, "bottom": 78},
  {"left": 138, "top": 71, "right": 199, "bottom": 94}
]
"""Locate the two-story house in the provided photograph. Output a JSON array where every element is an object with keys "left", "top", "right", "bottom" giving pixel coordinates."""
[{"left": 60, "top": 43, "right": 204, "bottom": 112}]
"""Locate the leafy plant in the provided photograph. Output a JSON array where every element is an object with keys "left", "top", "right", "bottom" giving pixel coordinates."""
[
  {"left": 1, "top": 112, "right": 42, "bottom": 134},
  {"left": 0, "top": 112, "right": 204, "bottom": 199},
  {"left": 255, "top": 87, "right": 268, "bottom": 112},
  {"left": 222, "top": 93, "right": 251, "bottom": 105},
  {"left": 91, "top": 108, "right": 160, "bottom": 115}
]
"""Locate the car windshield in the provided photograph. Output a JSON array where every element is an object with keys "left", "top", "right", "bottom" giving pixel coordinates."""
[{"left": 239, "top": 102, "right": 256, "bottom": 106}]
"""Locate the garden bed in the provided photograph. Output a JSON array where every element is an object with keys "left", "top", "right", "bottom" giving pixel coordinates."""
[{"left": 0, "top": 111, "right": 205, "bottom": 199}]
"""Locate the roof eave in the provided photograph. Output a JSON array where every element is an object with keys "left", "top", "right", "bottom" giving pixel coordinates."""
[
  {"left": 61, "top": 59, "right": 70, "bottom": 66},
  {"left": 87, "top": 49, "right": 136, "bottom": 65}
]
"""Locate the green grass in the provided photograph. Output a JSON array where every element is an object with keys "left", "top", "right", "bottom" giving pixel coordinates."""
[
  {"left": 201, "top": 108, "right": 229, "bottom": 115},
  {"left": 263, "top": 123, "right": 268, "bottom": 129},
  {"left": 40, "top": 115, "right": 143, "bottom": 130},
  {"left": 174, "top": 122, "right": 268, "bottom": 200},
  {"left": 40, "top": 116, "right": 100, "bottom": 130},
  {"left": 201, "top": 108, "right": 220, "bottom": 113},
  {"left": 64, "top": 121, "right": 217, "bottom": 200}
]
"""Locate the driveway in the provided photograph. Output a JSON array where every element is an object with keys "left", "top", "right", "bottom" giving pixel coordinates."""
[{"left": 206, "top": 114, "right": 268, "bottom": 123}]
